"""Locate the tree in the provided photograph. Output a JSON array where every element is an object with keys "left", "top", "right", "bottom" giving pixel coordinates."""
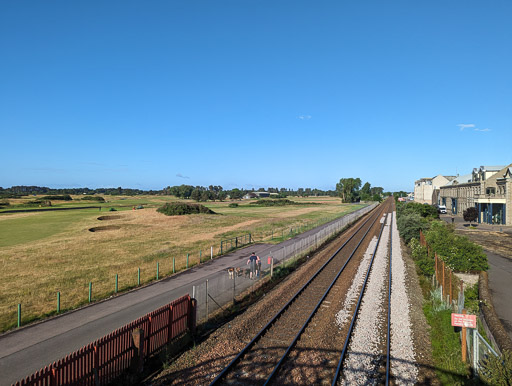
[
  {"left": 218, "top": 191, "right": 227, "bottom": 201},
  {"left": 463, "top": 207, "right": 478, "bottom": 224},
  {"left": 360, "top": 182, "right": 371, "bottom": 201},
  {"left": 200, "top": 191, "right": 210, "bottom": 202},
  {"left": 191, "top": 188, "right": 201, "bottom": 201},
  {"left": 230, "top": 188, "right": 243, "bottom": 200},
  {"left": 336, "top": 178, "right": 362, "bottom": 203}
]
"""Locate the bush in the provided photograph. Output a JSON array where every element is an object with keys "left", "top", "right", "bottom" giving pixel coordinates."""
[
  {"left": 425, "top": 221, "right": 488, "bottom": 272},
  {"left": 480, "top": 350, "right": 512, "bottom": 385},
  {"left": 463, "top": 207, "right": 478, "bottom": 223},
  {"left": 409, "top": 238, "right": 428, "bottom": 260},
  {"left": 41, "top": 195, "right": 72, "bottom": 201},
  {"left": 109, "top": 208, "right": 117, "bottom": 211},
  {"left": 26, "top": 200, "right": 52, "bottom": 207},
  {"left": 157, "top": 202, "right": 216, "bottom": 216},
  {"left": 228, "top": 203, "right": 239, "bottom": 208},
  {"left": 81, "top": 196, "right": 106, "bottom": 202},
  {"left": 397, "top": 212, "right": 429, "bottom": 244},
  {"left": 417, "top": 258, "right": 435, "bottom": 276},
  {"left": 250, "top": 199, "right": 296, "bottom": 206},
  {"left": 397, "top": 201, "right": 439, "bottom": 219}
]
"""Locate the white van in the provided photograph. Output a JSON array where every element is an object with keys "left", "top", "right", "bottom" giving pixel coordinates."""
[{"left": 438, "top": 205, "right": 447, "bottom": 214}]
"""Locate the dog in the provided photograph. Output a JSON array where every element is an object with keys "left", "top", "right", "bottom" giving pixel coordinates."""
[{"left": 227, "top": 267, "right": 235, "bottom": 279}]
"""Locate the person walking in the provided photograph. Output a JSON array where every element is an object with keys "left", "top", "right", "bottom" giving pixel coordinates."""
[{"left": 247, "top": 252, "right": 259, "bottom": 280}]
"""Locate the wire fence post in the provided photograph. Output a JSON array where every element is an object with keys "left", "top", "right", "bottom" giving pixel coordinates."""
[
  {"left": 233, "top": 273, "right": 236, "bottom": 305},
  {"left": 156, "top": 262, "right": 159, "bottom": 280},
  {"left": 187, "top": 253, "right": 189, "bottom": 269},
  {"left": 206, "top": 279, "right": 209, "bottom": 321},
  {"left": 17, "top": 303, "right": 21, "bottom": 328},
  {"left": 462, "top": 308, "right": 467, "bottom": 362},
  {"left": 199, "top": 250, "right": 202, "bottom": 263},
  {"left": 173, "top": 258, "right": 175, "bottom": 274},
  {"left": 57, "top": 292, "right": 60, "bottom": 313},
  {"left": 138, "top": 268, "right": 141, "bottom": 286},
  {"left": 89, "top": 282, "right": 92, "bottom": 303},
  {"left": 211, "top": 246, "right": 213, "bottom": 259}
]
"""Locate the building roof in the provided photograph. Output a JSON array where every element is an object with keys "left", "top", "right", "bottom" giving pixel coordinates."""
[
  {"left": 479, "top": 165, "right": 505, "bottom": 172},
  {"left": 442, "top": 174, "right": 472, "bottom": 186}
]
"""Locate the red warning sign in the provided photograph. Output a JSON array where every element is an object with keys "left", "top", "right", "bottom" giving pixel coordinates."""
[{"left": 451, "top": 313, "right": 477, "bottom": 328}]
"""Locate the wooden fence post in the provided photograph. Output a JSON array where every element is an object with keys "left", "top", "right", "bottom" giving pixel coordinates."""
[
  {"left": 188, "top": 297, "right": 197, "bottom": 334},
  {"left": 442, "top": 260, "right": 446, "bottom": 298},
  {"left": 449, "top": 270, "right": 452, "bottom": 304},
  {"left": 167, "top": 305, "right": 173, "bottom": 344},
  {"left": 131, "top": 329, "right": 144, "bottom": 373}
]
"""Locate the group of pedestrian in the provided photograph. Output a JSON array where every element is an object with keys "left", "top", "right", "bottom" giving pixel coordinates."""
[{"left": 247, "top": 252, "right": 261, "bottom": 279}]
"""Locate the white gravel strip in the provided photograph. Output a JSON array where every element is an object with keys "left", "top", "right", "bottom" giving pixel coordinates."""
[
  {"left": 335, "top": 237, "right": 378, "bottom": 328},
  {"left": 390, "top": 211, "right": 418, "bottom": 385},
  {"left": 340, "top": 215, "right": 390, "bottom": 385}
]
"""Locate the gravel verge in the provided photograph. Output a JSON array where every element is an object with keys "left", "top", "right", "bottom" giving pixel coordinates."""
[
  {"left": 390, "top": 211, "right": 418, "bottom": 385},
  {"left": 340, "top": 215, "right": 390, "bottom": 385}
]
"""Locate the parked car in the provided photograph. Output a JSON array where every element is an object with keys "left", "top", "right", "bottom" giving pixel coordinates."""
[{"left": 438, "top": 205, "right": 447, "bottom": 214}]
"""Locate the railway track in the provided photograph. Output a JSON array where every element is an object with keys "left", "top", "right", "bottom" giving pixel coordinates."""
[{"left": 210, "top": 198, "right": 396, "bottom": 385}]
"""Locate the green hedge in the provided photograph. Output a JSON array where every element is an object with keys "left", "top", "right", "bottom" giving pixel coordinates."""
[{"left": 425, "top": 221, "right": 488, "bottom": 272}]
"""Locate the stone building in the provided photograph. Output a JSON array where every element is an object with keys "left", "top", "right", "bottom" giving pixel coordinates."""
[
  {"left": 439, "top": 164, "right": 512, "bottom": 225},
  {"left": 414, "top": 175, "right": 455, "bottom": 205}
]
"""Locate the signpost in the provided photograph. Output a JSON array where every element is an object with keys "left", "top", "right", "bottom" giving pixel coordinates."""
[{"left": 451, "top": 309, "right": 476, "bottom": 363}]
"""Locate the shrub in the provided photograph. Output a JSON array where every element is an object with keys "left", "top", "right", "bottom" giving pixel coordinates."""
[
  {"left": 409, "top": 238, "right": 428, "bottom": 260},
  {"left": 81, "top": 196, "right": 106, "bottom": 202},
  {"left": 109, "top": 208, "right": 117, "bottom": 211},
  {"left": 396, "top": 212, "right": 429, "bottom": 244},
  {"left": 0, "top": 199, "right": 10, "bottom": 207},
  {"left": 397, "top": 201, "right": 439, "bottom": 219},
  {"left": 26, "top": 200, "right": 52, "bottom": 207},
  {"left": 480, "top": 350, "right": 512, "bottom": 385},
  {"left": 463, "top": 207, "right": 478, "bottom": 223},
  {"left": 417, "top": 258, "right": 435, "bottom": 276},
  {"left": 228, "top": 203, "right": 239, "bottom": 208},
  {"left": 41, "top": 195, "right": 72, "bottom": 201},
  {"left": 425, "top": 221, "right": 488, "bottom": 272},
  {"left": 157, "top": 202, "right": 216, "bottom": 216}
]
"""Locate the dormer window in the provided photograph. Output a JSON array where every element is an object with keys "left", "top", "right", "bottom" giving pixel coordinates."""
[{"left": 486, "top": 187, "right": 495, "bottom": 195}]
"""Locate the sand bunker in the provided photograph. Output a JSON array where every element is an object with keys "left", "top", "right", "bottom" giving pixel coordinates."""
[
  {"left": 97, "top": 215, "right": 122, "bottom": 221},
  {"left": 89, "top": 225, "right": 121, "bottom": 232}
]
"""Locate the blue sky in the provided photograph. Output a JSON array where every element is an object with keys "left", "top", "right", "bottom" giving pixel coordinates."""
[{"left": 1, "top": 1, "right": 511, "bottom": 192}]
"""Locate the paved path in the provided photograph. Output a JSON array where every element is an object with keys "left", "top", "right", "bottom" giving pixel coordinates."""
[
  {"left": 485, "top": 250, "right": 512, "bottom": 340},
  {"left": 0, "top": 207, "right": 370, "bottom": 386}
]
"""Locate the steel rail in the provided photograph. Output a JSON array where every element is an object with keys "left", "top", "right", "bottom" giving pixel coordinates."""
[
  {"left": 331, "top": 209, "right": 389, "bottom": 386},
  {"left": 209, "top": 203, "right": 385, "bottom": 385},
  {"left": 263, "top": 202, "right": 385, "bottom": 385},
  {"left": 385, "top": 209, "right": 393, "bottom": 385}
]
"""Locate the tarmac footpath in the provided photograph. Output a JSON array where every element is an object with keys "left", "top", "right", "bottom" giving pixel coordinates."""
[{"left": 0, "top": 208, "right": 369, "bottom": 386}]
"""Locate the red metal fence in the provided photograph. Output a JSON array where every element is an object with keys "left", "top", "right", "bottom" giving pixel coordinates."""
[{"left": 14, "top": 295, "right": 196, "bottom": 386}]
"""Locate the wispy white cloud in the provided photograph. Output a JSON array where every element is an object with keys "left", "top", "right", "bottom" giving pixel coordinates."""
[
  {"left": 176, "top": 173, "right": 190, "bottom": 179},
  {"left": 457, "top": 123, "right": 475, "bottom": 131},
  {"left": 474, "top": 128, "right": 491, "bottom": 132},
  {"left": 298, "top": 115, "right": 312, "bottom": 120}
]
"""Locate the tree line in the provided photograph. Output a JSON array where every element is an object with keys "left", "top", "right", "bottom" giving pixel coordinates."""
[{"left": 335, "top": 178, "right": 386, "bottom": 203}]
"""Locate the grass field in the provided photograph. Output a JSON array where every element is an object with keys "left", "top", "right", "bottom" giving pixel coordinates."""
[{"left": 0, "top": 195, "right": 365, "bottom": 332}]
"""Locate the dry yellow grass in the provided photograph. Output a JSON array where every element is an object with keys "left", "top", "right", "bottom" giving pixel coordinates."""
[{"left": 0, "top": 196, "right": 363, "bottom": 331}]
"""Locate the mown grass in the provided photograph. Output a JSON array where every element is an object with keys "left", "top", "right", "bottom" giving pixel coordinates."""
[{"left": 0, "top": 195, "right": 364, "bottom": 332}]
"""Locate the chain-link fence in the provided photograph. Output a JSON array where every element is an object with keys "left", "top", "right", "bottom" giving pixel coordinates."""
[
  {"left": 192, "top": 204, "right": 378, "bottom": 322},
  {"left": 466, "top": 327, "right": 499, "bottom": 376}
]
